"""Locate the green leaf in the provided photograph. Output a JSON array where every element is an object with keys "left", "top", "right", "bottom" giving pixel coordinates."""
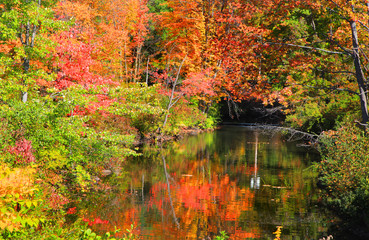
[{"left": 26, "top": 201, "right": 32, "bottom": 208}]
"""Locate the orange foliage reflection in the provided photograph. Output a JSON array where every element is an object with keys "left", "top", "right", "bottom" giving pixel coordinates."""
[
  {"left": 82, "top": 128, "right": 325, "bottom": 239},
  {"left": 86, "top": 159, "right": 260, "bottom": 239}
]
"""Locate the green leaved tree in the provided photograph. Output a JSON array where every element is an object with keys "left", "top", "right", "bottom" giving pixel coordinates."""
[{"left": 0, "top": 0, "right": 62, "bottom": 103}]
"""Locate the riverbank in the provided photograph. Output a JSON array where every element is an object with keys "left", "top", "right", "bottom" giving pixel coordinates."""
[{"left": 138, "top": 127, "right": 214, "bottom": 145}]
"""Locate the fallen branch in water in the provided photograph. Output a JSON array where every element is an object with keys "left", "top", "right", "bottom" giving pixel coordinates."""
[
  {"left": 242, "top": 124, "right": 322, "bottom": 147},
  {"left": 222, "top": 123, "right": 323, "bottom": 147}
]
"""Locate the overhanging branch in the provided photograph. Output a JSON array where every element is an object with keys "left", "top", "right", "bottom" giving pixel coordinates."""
[
  {"left": 293, "top": 83, "right": 359, "bottom": 95},
  {"left": 266, "top": 42, "right": 347, "bottom": 55},
  {"left": 312, "top": 68, "right": 355, "bottom": 75}
]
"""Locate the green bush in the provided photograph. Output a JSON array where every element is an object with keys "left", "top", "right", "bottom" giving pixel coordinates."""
[
  {"left": 164, "top": 100, "right": 218, "bottom": 134},
  {"left": 110, "top": 84, "right": 165, "bottom": 135},
  {"left": 214, "top": 231, "right": 229, "bottom": 240},
  {"left": 1, "top": 220, "right": 137, "bottom": 240},
  {"left": 0, "top": 94, "right": 138, "bottom": 191},
  {"left": 317, "top": 121, "right": 369, "bottom": 220},
  {"left": 110, "top": 84, "right": 218, "bottom": 136},
  {"left": 286, "top": 93, "right": 359, "bottom": 133}
]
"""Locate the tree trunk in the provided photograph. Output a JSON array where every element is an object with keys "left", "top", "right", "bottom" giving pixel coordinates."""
[
  {"left": 21, "top": 58, "right": 30, "bottom": 103},
  {"left": 162, "top": 56, "right": 187, "bottom": 129},
  {"left": 350, "top": 20, "right": 369, "bottom": 124}
]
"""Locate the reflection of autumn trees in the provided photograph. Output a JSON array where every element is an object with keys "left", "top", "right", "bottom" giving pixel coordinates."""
[
  {"left": 83, "top": 127, "right": 325, "bottom": 239},
  {"left": 85, "top": 158, "right": 261, "bottom": 239},
  {"left": 154, "top": 169, "right": 260, "bottom": 239}
]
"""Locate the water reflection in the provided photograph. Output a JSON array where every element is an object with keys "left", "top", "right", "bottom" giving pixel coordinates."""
[
  {"left": 82, "top": 126, "right": 332, "bottom": 239},
  {"left": 250, "top": 132, "right": 260, "bottom": 190}
]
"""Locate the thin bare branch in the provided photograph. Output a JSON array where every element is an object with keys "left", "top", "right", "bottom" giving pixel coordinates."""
[
  {"left": 358, "top": 20, "right": 369, "bottom": 33},
  {"left": 266, "top": 42, "right": 347, "bottom": 55},
  {"left": 324, "top": 34, "right": 353, "bottom": 55},
  {"left": 294, "top": 83, "right": 359, "bottom": 95},
  {"left": 162, "top": 55, "right": 187, "bottom": 129},
  {"left": 312, "top": 68, "right": 355, "bottom": 75}
]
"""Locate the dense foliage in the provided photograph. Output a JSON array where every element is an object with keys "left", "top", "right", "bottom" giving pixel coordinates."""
[
  {"left": 317, "top": 121, "right": 369, "bottom": 222},
  {"left": 1, "top": 0, "right": 369, "bottom": 238}
]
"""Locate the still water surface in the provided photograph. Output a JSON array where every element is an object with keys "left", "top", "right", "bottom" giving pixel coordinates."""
[{"left": 84, "top": 126, "right": 333, "bottom": 239}]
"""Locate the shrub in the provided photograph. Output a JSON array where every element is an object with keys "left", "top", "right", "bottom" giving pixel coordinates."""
[
  {"left": 0, "top": 165, "right": 46, "bottom": 233},
  {"left": 286, "top": 93, "right": 359, "bottom": 133},
  {"left": 110, "top": 84, "right": 165, "bottom": 135},
  {"left": 317, "top": 121, "right": 369, "bottom": 220}
]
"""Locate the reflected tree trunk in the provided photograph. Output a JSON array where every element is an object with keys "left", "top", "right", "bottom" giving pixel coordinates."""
[
  {"left": 142, "top": 173, "right": 145, "bottom": 202},
  {"left": 254, "top": 133, "right": 258, "bottom": 178},
  {"left": 251, "top": 132, "right": 260, "bottom": 189},
  {"left": 162, "top": 154, "right": 180, "bottom": 229}
]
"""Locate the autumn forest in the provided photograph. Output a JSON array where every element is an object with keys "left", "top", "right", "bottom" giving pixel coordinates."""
[{"left": 1, "top": 0, "right": 369, "bottom": 239}]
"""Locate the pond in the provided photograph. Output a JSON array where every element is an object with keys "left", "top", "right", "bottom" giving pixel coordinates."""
[{"left": 81, "top": 126, "right": 334, "bottom": 239}]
